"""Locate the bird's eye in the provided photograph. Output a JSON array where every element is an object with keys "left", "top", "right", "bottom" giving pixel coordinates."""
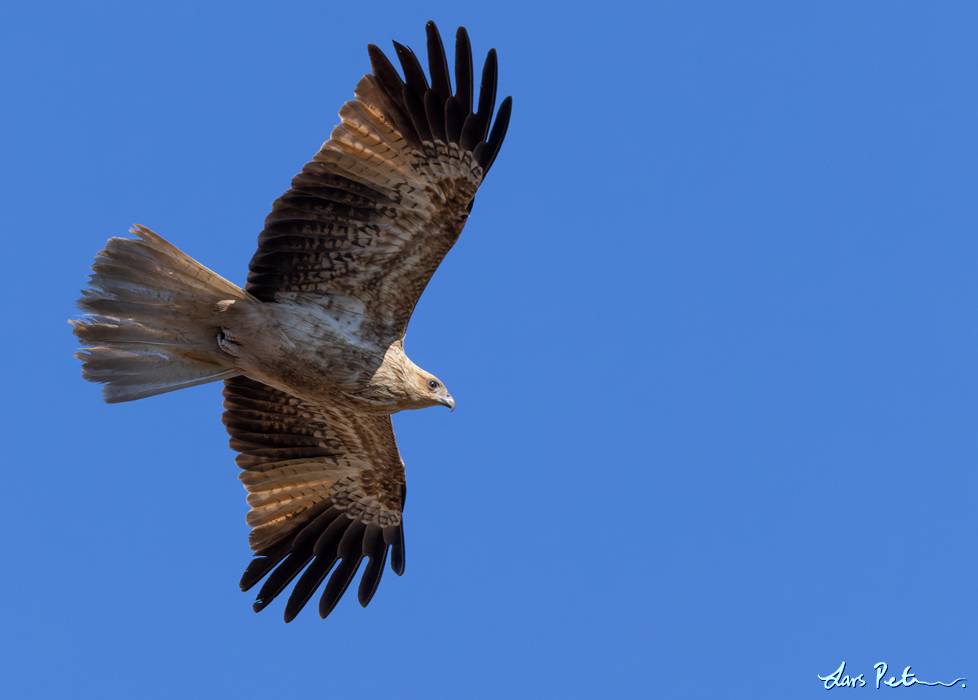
[{"left": 427, "top": 380, "right": 439, "bottom": 391}]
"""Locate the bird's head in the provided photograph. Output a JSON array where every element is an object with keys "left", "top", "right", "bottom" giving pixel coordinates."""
[
  {"left": 377, "top": 341, "right": 455, "bottom": 412},
  {"left": 409, "top": 370, "right": 455, "bottom": 411}
]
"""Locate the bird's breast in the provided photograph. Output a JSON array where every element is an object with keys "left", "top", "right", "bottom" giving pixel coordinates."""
[{"left": 225, "top": 296, "right": 399, "bottom": 411}]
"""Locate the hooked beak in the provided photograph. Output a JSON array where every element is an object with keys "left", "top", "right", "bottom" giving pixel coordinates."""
[{"left": 444, "top": 394, "right": 455, "bottom": 412}]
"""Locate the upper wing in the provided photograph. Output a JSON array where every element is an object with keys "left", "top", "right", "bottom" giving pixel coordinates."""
[
  {"left": 245, "top": 22, "right": 512, "bottom": 346},
  {"left": 222, "top": 376, "right": 406, "bottom": 621}
]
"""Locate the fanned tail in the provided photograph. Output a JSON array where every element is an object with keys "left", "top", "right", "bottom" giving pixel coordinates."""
[{"left": 71, "top": 225, "right": 249, "bottom": 403}]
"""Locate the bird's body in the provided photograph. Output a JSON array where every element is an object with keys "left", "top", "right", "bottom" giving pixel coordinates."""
[
  {"left": 211, "top": 292, "right": 446, "bottom": 414},
  {"left": 71, "top": 22, "right": 510, "bottom": 622}
]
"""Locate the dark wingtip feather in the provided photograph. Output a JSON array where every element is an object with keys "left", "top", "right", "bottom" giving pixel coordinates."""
[
  {"left": 252, "top": 547, "right": 315, "bottom": 613},
  {"left": 455, "top": 27, "right": 473, "bottom": 114},
  {"left": 393, "top": 40, "right": 434, "bottom": 144},
  {"left": 367, "top": 43, "right": 408, "bottom": 115},
  {"left": 319, "top": 556, "right": 363, "bottom": 619},
  {"left": 310, "top": 521, "right": 369, "bottom": 619},
  {"left": 357, "top": 545, "right": 388, "bottom": 608},
  {"left": 474, "top": 48, "right": 498, "bottom": 142},
  {"left": 445, "top": 95, "right": 464, "bottom": 144},
  {"left": 368, "top": 43, "right": 401, "bottom": 81},
  {"left": 481, "top": 95, "right": 512, "bottom": 175},
  {"left": 458, "top": 45, "right": 498, "bottom": 154},
  {"left": 283, "top": 558, "right": 333, "bottom": 623},
  {"left": 239, "top": 544, "right": 290, "bottom": 592},
  {"left": 312, "top": 514, "right": 353, "bottom": 558},
  {"left": 367, "top": 43, "right": 399, "bottom": 92},
  {"left": 393, "top": 41, "right": 429, "bottom": 94},
  {"left": 425, "top": 90, "right": 448, "bottom": 143},
  {"left": 384, "top": 524, "right": 406, "bottom": 576},
  {"left": 425, "top": 21, "right": 451, "bottom": 102}
]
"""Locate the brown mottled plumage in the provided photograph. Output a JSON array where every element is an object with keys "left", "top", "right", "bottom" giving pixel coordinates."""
[{"left": 70, "top": 22, "right": 511, "bottom": 622}]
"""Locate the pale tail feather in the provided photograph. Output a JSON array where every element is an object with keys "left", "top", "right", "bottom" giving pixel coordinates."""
[{"left": 72, "top": 225, "right": 249, "bottom": 403}]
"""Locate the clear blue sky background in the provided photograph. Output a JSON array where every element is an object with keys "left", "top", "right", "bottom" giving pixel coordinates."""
[{"left": 3, "top": 1, "right": 976, "bottom": 698}]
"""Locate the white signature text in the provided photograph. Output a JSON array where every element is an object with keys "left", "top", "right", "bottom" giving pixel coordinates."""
[{"left": 818, "top": 662, "right": 965, "bottom": 690}]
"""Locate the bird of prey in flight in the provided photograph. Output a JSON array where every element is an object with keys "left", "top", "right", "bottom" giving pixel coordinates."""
[{"left": 71, "top": 21, "right": 511, "bottom": 622}]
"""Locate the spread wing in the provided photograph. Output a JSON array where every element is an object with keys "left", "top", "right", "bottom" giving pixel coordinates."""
[
  {"left": 222, "top": 376, "right": 406, "bottom": 621},
  {"left": 245, "top": 21, "right": 512, "bottom": 346}
]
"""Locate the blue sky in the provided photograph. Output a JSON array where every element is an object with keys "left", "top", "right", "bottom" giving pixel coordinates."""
[{"left": 3, "top": 1, "right": 977, "bottom": 698}]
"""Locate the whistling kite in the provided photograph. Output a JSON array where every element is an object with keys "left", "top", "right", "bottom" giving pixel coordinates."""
[{"left": 71, "top": 21, "right": 511, "bottom": 622}]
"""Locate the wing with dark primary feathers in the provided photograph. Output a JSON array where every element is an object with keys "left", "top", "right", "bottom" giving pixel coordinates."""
[
  {"left": 245, "top": 21, "right": 512, "bottom": 346},
  {"left": 223, "top": 376, "right": 406, "bottom": 621}
]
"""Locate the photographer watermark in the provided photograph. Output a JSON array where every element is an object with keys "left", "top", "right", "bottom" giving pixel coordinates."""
[{"left": 818, "top": 662, "right": 965, "bottom": 689}]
